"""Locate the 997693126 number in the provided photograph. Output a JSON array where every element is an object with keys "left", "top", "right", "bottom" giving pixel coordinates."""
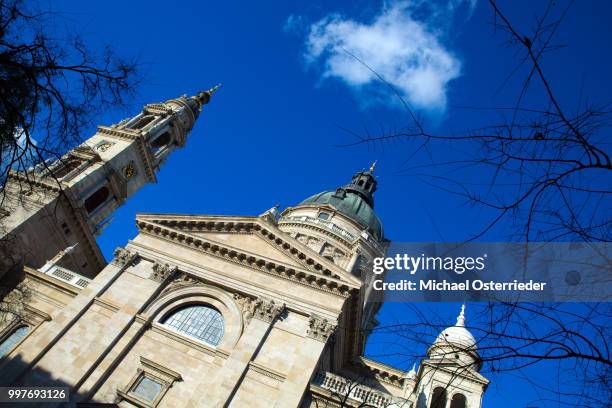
[{"left": 0, "top": 387, "right": 69, "bottom": 403}]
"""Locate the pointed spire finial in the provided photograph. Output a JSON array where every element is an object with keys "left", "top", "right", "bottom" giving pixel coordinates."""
[
  {"left": 369, "top": 160, "right": 378, "bottom": 173},
  {"left": 207, "top": 83, "right": 222, "bottom": 96},
  {"left": 192, "top": 84, "right": 222, "bottom": 111},
  {"left": 456, "top": 303, "right": 466, "bottom": 327}
]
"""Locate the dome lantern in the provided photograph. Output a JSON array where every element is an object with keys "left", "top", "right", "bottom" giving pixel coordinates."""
[{"left": 292, "top": 164, "right": 384, "bottom": 241}]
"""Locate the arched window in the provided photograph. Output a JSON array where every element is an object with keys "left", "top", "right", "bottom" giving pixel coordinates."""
[
  {"left": 52, "top": 159, "right": 82, "bottom": 179},
  {"left": 150, "top": 132, "right": 171, "bottom": 155},
  {"left": 0, "top": 326, "right": 30, "bottom": 358},
  {"left": 450, "top": 393, "right": 467, "bottom": 408},
  {"left": 161, "top": 305, "right": 224, "bottom": 346},
  {"left": 129, "top": 115, "right": 155, "bottom": 130},
  {"left": 430, "top": 387, "right": 447, "bottom": 408},
  {"left": 84, "top": 186, "right": 110, "bottom": 213}
]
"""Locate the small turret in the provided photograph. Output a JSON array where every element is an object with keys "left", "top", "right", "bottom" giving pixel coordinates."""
[{"left": 428, "top": 304, "right": 481, "bottom": 371}]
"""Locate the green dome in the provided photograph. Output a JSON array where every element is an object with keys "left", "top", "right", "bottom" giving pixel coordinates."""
[{"left": 299, "top": 190, "right": 384, "bottom": 240}]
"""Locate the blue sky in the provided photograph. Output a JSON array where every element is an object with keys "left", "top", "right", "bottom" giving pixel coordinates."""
[{"left": 48, "top": 0, "right": 612, "bottom": 406}]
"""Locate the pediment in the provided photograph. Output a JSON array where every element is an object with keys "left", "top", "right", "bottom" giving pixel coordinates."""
[
  {"left": 190, "top": 230, "right": 304, "bottom": 269},
  {"left": 135, "top": 213, "right": 362, "bottom": 293}
]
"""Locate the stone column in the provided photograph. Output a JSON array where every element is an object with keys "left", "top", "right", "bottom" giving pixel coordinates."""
[
  {"left": 273, "top": 315, "right": 336, "bottom": 408},
  {"left": 195, "top": 298, "right": 284, "bottom": 408},
  {"left": 0, "top": 248, "right": 138, "bottom": 385},
  {"left": 71, "top": 260, "right": 178, "bottom": 397}
]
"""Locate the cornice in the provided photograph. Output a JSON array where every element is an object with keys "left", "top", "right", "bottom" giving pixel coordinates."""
[
  {"left": 97, "top": 125, "right": 140, "bottom": 140},
  {"left": 135, "top": 217, "right": 359, "bottom": 298},
  {"left": 248, "top": 361, "right": 286, "bottom": 382},
  {"left": 7, "top": 171, "right": 61, "bottom": 193},
  {"left": 143, "top": 103, "right": 174, "bottom": 115},
  {"left": 420, "top": 359, "right": 489, "bottom": 386},
  {"left": 23, "top": 267, "right": 81, "bottom": 297},
  {"left": 353, "top": 357, "right": 407, "bottom": 388},
  {"left": 155, "top": 215, "right": 362, "bottom": 286}
]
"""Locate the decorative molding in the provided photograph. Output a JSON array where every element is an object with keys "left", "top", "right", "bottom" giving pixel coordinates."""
[
  {"left": 93, "top": 297, "right": 121, "bottom": 313},
  {"left": 150, "top": 262, "right": 178, "bottom": 283},
  {"left": 278, "top": 219, "right": 356, "bottom": 249},
  {"left": 248, "top": 361, "right": 286, "bottom": 382},
  {"left": 95, "top": 141, "right": 114, "bottom": 152},
  {"left": 135, "top": 218, "right": 359, "bottom": 298},
  {"left": 159, "top": 272, "right": 203, "bottom": 296},
  {"left": 140, "top": 356, "right": 182, "bottom": 382},
  {"left": 117, "top": 355, "right": 182, "bottom": 408},
  {"left": 112, "top": 247, "right": 138, "bottom": 267},
  {"left": 97, "top": 125, "right": 140, "bottom": 140},
  {"left": 23, "top": 304, "right": 52, "bottom": 323},
  {"left": 307, "top": 314, "right": 337, "bottom": 342},
  {"left": 233, "top": 293, "right": 259, "bottom": 324},
  {"left": 144, "top": 103, "right": 174, "bottom": 115}
]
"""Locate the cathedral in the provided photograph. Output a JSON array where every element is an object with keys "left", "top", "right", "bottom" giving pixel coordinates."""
[{"left": 0, "top": 88, "right": 489, "bottom": 407}]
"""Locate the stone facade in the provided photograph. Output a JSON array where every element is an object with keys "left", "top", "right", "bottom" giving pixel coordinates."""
[{"left": 0, "top": 93, "right": 489, "bottom": 407}]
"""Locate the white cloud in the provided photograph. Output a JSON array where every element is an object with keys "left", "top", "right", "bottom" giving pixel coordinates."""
[{"left": 302, "top": 1, "right": 467, "bottom": 111}]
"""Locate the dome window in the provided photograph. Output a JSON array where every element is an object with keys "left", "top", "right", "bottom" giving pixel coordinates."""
[{"left": 318, "top": 212, "right": 330, "bottom": 220}]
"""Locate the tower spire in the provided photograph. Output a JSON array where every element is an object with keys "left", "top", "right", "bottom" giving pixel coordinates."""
[
  {"left": 191, "top": 83, "right": 222, "bottom": 112},
  {"left": 456, "top": 303, "right": 466, "bottom": 327},
  {"left": 369, "top": 160, "right": 377, "bottom": 173}
]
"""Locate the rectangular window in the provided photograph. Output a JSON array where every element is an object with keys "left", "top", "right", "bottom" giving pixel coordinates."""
[
  {"left": 130, "top": 376, "right": 162, "bottom": 402},
  {"left": 318, "top": 212, "right": 330, "bottom": 220},
  {"left": 117, "top": 357, "right": 182, "bottom": 408}
]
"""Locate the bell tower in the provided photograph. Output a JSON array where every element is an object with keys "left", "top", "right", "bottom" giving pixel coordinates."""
[{"left": 0, "top": 86, "right": 219, "bottom": 279}]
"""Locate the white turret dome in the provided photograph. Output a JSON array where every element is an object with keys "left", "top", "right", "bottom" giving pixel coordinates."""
[
  {"left": 428, "top": 305, "right": 481, "bottom": 371},
  {"left": 433, "top": 304, "right": 477, "bottom": 350}
]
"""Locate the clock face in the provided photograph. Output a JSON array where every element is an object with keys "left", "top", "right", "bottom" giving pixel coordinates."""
[{"left": 123, "top": 163, "right": 136, "bottom": 178}]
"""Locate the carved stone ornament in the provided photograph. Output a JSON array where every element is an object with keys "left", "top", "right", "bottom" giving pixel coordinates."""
[
  {"left": 112, "top": 247, "right": 137, "bottom": 267},
  {"left": 150, "top": 262, "right": 178, "bottom": 283},
  {"left": 253, "top": 299, "right": 285, "bottom": 323},
  {"left": 233, "top": 294, "right": 259, "bottom": 324},
  {"left": 307, "top": 315, "right": 337, "bottom": 342},
  {"left": 96, "top": 141, "right": 114, "bottom": 152},
  {"left": 159, "top": 272, "right": 203, "bottom": 297}
]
